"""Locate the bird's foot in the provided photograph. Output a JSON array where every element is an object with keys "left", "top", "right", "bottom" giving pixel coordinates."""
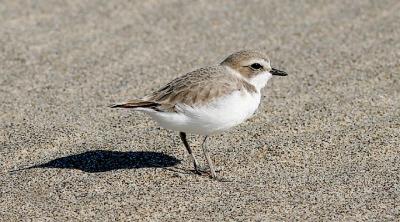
[{"left": 193, "top": 165, "right": 223, "bottom": 175}]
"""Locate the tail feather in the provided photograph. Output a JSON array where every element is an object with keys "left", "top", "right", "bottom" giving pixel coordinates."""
[{"left": 109, "top": 99, "right": 160, "bottom": 109}]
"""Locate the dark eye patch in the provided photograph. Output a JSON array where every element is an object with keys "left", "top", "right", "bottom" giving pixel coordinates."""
[{"left": 250, "top": 63, "right": 263, "bottom": 70}]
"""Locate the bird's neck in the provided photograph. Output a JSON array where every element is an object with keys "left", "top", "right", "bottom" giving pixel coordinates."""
[
  {"left": 224, "top": 66, "right": 271, "bottom": 92},
  {"left": 248, "top": 72, "right": 272, "bottom": 92}
]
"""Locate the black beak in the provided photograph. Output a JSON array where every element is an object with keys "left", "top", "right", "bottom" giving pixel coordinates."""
[{"left": 270, "top": 68, "right": 288, "bottom": 76}]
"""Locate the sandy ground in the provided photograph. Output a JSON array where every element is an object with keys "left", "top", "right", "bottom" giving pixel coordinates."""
[{"left": 1, "top": 0, "right": 399, "bottom": 221}]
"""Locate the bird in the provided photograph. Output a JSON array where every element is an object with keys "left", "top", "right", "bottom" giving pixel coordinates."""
[{"left": 111, "top": 50, "right": 287, "bottom": 179}]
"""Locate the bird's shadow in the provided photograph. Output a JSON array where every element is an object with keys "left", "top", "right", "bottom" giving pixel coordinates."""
[{"left": 15, "top": 150, "right": 181, "bottom": 173}]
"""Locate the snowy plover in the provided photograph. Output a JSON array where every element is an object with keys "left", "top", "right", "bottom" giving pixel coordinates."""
[{"left": 111, "top": 50, "right": 287, "bottom": 179}]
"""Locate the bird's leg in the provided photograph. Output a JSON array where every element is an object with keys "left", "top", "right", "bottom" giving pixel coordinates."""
[
  {"left": 179, "top": 132, "right": 201, "bottom": 174},
  {"left": 201, "top": 136, "right": 217, "bottom": 179}
]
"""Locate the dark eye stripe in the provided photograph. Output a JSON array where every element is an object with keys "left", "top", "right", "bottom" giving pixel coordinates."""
[{"left": 250, "top": 63, "right": 263, "bottom": 70}]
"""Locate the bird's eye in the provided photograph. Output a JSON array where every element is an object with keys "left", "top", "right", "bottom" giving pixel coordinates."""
[{"left": 250, "top": 63, "right": 263, "bottom": 70}]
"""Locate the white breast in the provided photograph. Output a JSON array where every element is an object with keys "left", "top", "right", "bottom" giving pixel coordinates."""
[{"left": 145, "top": 90, "right": 261, "bottom": 135}]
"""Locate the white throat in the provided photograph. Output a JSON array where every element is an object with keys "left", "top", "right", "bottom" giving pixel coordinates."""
[
  {"left": 249, "top": 71, "right": 272, "bottom": 91},
  {"left": 225, "top": 66, "right": 271, "bottom": 92}
]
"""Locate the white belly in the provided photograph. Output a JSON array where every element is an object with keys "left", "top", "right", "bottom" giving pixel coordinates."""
[{"left": 145, "top": 90, "right": 261, "bottom": 135}]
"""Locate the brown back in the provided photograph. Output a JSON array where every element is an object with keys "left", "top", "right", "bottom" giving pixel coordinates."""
[{"left": 144, "top": 66, "right": 256, "bottom": 111}]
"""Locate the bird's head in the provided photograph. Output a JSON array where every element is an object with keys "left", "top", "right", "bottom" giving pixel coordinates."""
[{"left": 221, "top": 50, "right": 287, "bottom": 90}]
